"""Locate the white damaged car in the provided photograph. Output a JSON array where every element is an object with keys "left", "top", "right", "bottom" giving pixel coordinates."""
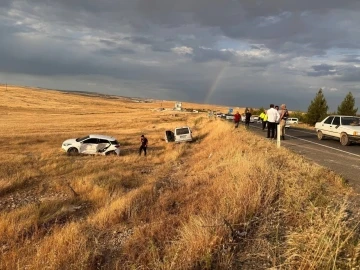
[
  {"left": 62, "top": 134, "right": 120, "bottom": 155},
  {"left": 315, "top": 115, "right": 360, "bottom": 146}
]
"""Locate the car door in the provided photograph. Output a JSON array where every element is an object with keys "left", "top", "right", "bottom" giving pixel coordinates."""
[
  {"left": 97, "top": 139, "right": 110, "bottom": 153},
  {"left": 80, "top": 138, "right": 98, "bottom": 154},
  {"left": 329, "top": 116, "right": 341, "bottom": 138},
  {"left": 320, "top": 116, "right": 334, "bottom": 136}
]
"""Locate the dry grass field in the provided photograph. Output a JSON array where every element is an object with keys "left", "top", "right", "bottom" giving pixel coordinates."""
[{"left": 1, "top": 85, "right": 360, "bottom": 269}]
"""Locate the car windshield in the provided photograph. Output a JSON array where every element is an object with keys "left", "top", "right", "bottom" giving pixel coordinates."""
[
  {"left": 110, "top": 140, "right": 119, "bottom": 145},
  {"left": 176, "top": 128, "right": 190, "bottom": 135},
  {"left": 341, "top": 117, "right": 360, "bottom": 126},
  {"left": 76, "top": 135, "right": 90, "bottom": 142}
]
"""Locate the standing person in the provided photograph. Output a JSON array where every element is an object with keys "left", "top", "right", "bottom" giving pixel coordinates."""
[
  {"left": 245, "top": 108, "right": 252, "bottom": 128},
  {"left": 259, "top": 110, "right": 266, "bottom": 124},
  {"left": 278, "top": 104, "right": 289, "bottom": 140},
  {"left": 261, "top": 110, "right": 268, "bottom": 131},
  {"left": 274, "top": 105, "right": 280, "bottom": 138},
  {"left": 266, "top": 104, "right": 280, "bottom": 139},
  {"left": 234, "top": 111, "right": 241, "bottom": 128},
  {"left": 139, "top": 135, "right": 148, "bottom": 156}
]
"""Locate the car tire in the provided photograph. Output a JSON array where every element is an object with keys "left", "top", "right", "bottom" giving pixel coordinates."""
[
  {"left": 317, "top": 131, "right": 324, "bottom": 140},
  {"left": 340, "top": 133, "right": 351, "bottom": 146},
  {"left": 67, "top": 147, "right": 79, "bottom": 156},
  {"left": 106, "top": 151, "right": 117, "bottom": 156}
]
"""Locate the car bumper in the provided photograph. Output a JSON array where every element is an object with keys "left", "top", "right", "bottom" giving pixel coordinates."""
[
  {"left": 175, "top": 138, "right": 193, "bottom": 143},
  {"left": 348, "top": 135, "right": 360, "bottom": 141}
]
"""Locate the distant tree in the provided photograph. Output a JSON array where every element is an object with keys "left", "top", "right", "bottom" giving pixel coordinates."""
[
  {"left": 306, "top": 88, "right": 329, "bottom": 125},
  {"left": 337, "top": 92, "right": 358, "bottom": 116},
  {"left": 250, "top": 107, "right": 265, "bottom": 115}
]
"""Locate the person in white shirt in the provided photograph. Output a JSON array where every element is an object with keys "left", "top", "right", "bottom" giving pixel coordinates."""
[{"left": 266, "top": 104, "right": 280, "bottom": 139}]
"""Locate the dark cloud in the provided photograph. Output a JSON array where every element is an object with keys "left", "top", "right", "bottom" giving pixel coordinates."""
[
  {"left": 335, "top": 66, "right": 360, "bottom": 82},
  {"left": 1, "top": 0, "right": 360, "bottom": 111},
  {"left": 0, "top": 0, "right": 12, "bottom": 8},
  {"left": 312, "top": 64, "right": 336, "bottom": 72},
  {"left": 125, "top": 36, "right": 153, "bottom": 45},
  {"left": 342, "top": 55, "right": 360, "bottom": 63},
  {"left": 306, "top": 63, "right": 360, "bottom": 82},
  {"left": 307, "top": 64, "right": 337, "bottom": 77},
  {"left": 95, "top": 47, "right": 136, "bottom": 56},
  {"left": 191, "top": 48, "right": 235, "bottom": 63}
]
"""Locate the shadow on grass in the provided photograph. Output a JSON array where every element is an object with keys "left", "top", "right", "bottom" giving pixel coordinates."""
[
  {"left": 0, "top": 177, "right": 40, "bottom": 198},
  {"left": 193, "top": 132, "right": 209, "bottom": 142}
]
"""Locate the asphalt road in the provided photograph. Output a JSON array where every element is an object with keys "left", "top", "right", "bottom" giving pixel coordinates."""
[{"left": 247, "top": 122, "right": 360, "bottom": 193}]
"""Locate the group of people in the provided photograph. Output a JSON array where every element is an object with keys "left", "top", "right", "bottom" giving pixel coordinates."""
[
  {"left": 234, "top": 108, "right": 252, "bottom": 128},
  {"left": 233, "top": 104, "right": 289, "bottom": 140},
  {"left": 260, "top": 104, "right": 289, "bottom": 140}
]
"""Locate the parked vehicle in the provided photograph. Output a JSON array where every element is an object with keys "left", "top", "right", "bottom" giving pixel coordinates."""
[
  {"left": 241, "top": 114, "right": 246, "bottom": 122},
  {"left": 225, "top": 114, "right": 235, "bottom": 120},
  {"left": 285, "top": 118, "right": 299, "bottom": 128},
  {"left": 315, "top": 115, "right": 360, "bottom": 146},
  {"left": 241, "top": 114, "right": 254, "bottom": 123},
  {"left": 165, "top": 126, "right": 193, "bottom": 143},
  {"left": 252, "top": 115, "right": 259, "bottom": 122},
  {"left": 62, "top": 134, "right": 120, "bottom": 155}
]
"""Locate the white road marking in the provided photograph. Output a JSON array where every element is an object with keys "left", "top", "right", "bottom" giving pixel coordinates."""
[
  {"left": 287, "top": 128, "right": 316, "bottom": 135},
  {"left": 251, "top": 124, "right": 360, "bottom": 159},
  {"left": 284, "top": 134, "right": 360, "bottom": 158}
]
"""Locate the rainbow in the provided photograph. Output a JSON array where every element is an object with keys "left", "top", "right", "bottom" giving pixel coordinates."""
[{"left": 204, "top": 64, "right": 229, "bottom": 104}]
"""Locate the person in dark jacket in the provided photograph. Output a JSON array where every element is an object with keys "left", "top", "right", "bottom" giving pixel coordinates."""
[
  {"left": 245, "top": 108, "right": 252, "bottom": 128},
  {"left": 139, "top": 135, "right": 148, "bottom": 156},
  {"left": 234, "top": 111, "right": 241, "bottom": 128}
]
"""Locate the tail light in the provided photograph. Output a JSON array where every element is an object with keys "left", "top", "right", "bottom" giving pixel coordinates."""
[{"left": 115, "top": 145, "right": 120, "bottom": 148}]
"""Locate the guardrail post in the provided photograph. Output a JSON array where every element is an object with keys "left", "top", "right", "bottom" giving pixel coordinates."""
[{"left": 277, "top": 124, "right": 281, "bottom": 148}]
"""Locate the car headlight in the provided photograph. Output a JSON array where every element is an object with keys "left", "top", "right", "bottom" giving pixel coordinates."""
[{"left": 353, "top": 132, "right": 358, "bottom": 136}]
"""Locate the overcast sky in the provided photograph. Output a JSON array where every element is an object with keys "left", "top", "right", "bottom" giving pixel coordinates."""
[{"left": 1, "top": 0, "right": 360, "bottom": 110}]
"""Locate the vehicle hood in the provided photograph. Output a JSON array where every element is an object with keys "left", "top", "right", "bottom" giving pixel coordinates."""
[{"left": 62, "top": 138, "right": 77, "bottom": 145}]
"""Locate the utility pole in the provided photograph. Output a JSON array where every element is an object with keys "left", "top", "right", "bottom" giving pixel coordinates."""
[{"left": 277, "top": 124, "right": 281, "bottom": 148}]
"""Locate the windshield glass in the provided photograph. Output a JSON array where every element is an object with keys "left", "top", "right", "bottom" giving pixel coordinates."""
[
  {"left": 76, "top": 136, "right": 90, "bottom": 142},
  {"left": 341, "top": 117, "right": 360, "bottom": 126}
]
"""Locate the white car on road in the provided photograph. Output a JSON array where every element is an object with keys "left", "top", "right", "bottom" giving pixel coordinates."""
[
  {"left": 315, "top": 115, "right": 360, "bottom": 146},
  {"left": 62, "top": 134, "right": 120, "bottom": 155},
  {"left": 225, "top": 114, "right": 235, "bottom": 120},
  {"left": 285, "top": 118, "right": 299, "bottom": 128}
]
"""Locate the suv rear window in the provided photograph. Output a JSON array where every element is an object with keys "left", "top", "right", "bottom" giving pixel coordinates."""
[
  {"left": 176, "top": 128, "right": 190, "bottom": 135},
  {"left": 110, "top": 140, "right": 119, "bottom": 145}
]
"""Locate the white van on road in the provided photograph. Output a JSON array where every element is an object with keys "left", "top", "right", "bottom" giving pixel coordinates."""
[{"left": 285, "top": 118, "right": 299, "bottom": 128}]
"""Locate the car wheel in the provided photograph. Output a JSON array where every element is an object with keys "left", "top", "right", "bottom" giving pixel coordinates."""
[
  {"left": 340, "top": 133, "right": 351, "bottom": 146},
  {"left": 67, "top": 147, "right": 79, "bottom": 156},
  {"left": 317, "top": 131, "right": 324, "bottom": 140},
  {"left": 106, "top": 151, "right": 117, "bottom": 156}
]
